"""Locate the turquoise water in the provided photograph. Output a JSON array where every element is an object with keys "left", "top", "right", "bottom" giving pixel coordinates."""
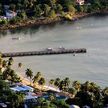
[{"left": 0, "top": 15, "right": 108, "bottom": 87}]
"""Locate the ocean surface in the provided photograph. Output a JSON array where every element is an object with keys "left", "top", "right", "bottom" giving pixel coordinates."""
[{"left": 0, "top": 15, "right": 108, "bottom": 87}]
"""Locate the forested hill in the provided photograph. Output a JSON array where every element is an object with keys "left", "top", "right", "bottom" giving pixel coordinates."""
[{"left": 0, "top": 0, "right": 108, "bottom": 29}]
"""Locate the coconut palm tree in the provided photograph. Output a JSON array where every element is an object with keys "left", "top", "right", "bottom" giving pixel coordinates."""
[
  {"left": 64, "top": 77, "right": 70, "bottom": 90},
  {"left": 0, "top": 52, "right": 2, "bottom": 58},
  {"left": 38, "top": 77, "right": 46, "bottom": 90},
  {"left": 33, "top": 72, "right": 41, "bottom": 84},
  {"left": 103, "top": 87, "right": 108, "bottom": 107},
  {"left": 2, "top": 67, "right": 11, "bottom": 80},
  {"left": 54, "top": 78, "right": 61, "bottom": 88},
  {"left": 8, "top": 57, "right": 14, "bottom": 63},
  {"left": 73, "top": 80, "right": 81, "bottom": 92},
  {"left": 38, "top": 77, "right": 45, "bottom": 85},
  {"left": 2, "top": 60, "right": 7, "bottom": 68},
  {"left": 49, "top": 79, "right": 55, "bottom": 87},
  {"left": 25, "top": 68, "right": 33, "bottom": 85},
  {"left": 59, "top": 80, "right": 65, "bottom": 91},
  {"left": 0, "top": 57, "right": 3, "bottom": 69},
  {"left": 18, "top": 62, "right": 22, "bottom": 68},
  {"left": 8, "top": 57, "right": 14, "bottom": 67},
  {"left": 103, "top": 87, "right": 108, "bottom": 97},
  {"left": 83, "top": 81, "right": 91, "bottom": 91}
]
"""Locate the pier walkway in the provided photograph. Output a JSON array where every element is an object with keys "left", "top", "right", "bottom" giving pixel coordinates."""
[{"left": 2, "top": 48, "right": 87, "bottom": 58}]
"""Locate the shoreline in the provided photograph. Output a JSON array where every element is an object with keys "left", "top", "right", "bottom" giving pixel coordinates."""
[
  {"left": 0, "top": 11, "right": 107, "bottom": 31},
  {"left": 19, "top": 74, "right": 60, "bottom": 92},
  {"left": 0, "top": 10, "right": 108, "bottom": 31}
]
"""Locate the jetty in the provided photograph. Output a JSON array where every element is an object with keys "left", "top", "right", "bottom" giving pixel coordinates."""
[{"left": 1, "top": 48, "right": 86, "bottom": 58}]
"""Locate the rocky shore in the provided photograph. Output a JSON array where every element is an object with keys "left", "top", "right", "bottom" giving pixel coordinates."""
[
  {"left": 0, "top": 13, "right": 93, "bottom": 31},
  {"left": 0, "top": 11, "right": 107, "bottom": 31},
  {"left": 0, "top": 17, "right": 61, "bottom": 31}
]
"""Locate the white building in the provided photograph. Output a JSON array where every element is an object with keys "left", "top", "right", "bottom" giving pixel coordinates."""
[
  {"left": 0, "top": 16, "right": 7, "bottom": 20},
  {"left": 5, "top": 10, "right": 17, "bottom": 19},
  {"left": 70, "top": 105, "right": 80, "bottom": 108},
  {"left": 76, "top": 0, "right": 85, "bottom": 5}
]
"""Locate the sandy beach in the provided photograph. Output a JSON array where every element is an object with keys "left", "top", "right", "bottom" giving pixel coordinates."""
[{"left": 19, "top": 75, "right": 60, "bottom": 91}]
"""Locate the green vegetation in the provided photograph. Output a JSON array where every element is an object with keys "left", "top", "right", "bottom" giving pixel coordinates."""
[
  {"left": 0, "top": 56, "right": 108, "bottom": 108},
  {"left": 0, "top": 79, "right": 24, "bottom": 108},
  {"left": 0, "top": 0, "right": 108, "bottom": 27}
]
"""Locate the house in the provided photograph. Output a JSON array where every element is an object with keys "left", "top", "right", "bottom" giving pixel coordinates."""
[
  {"left": 5, "top": 10, "right": 17, "bottom": 19},
  {"left": 0, "top": 102, "right": 7, "bottom": 108},
  {"left": 0, "top": 16, "right": 7, "bottom": 23},
  {"left": 76, "top": 0, "right": 85, "bottom": 5},
  {"left": 70, "top": 105, "right": 80, "bottom": 108},
  {"left": 0, "top": 16, "right": 7, "bottom": 20},
  {"left": 10, "top": 85, "right": 34, "bottom": 92}
]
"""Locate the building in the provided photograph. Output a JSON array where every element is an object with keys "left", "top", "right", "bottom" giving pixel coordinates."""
[
  {"left": 0, "top": 102, "right": 7, "bottom": 108},
  {"left": 0, "top": 16, "right": 7, "bottom": 20},
  {"left": 76, "top": 0, "right": 85, "bottom": 5},
  {"left": 5, "top": 10, "right": 17, "bottom": 19},
  {"left": 10, "top": 85, "right": 34, "bottom": 92}
]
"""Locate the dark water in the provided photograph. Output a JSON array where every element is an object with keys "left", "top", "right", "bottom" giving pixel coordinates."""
[{"left": 0, "top": 15, "right": 108, "bottom": 87}]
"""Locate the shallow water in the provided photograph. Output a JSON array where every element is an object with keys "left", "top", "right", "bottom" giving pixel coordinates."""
[{"left": 0, "top": 15, "right": 108, "bottom": 87}]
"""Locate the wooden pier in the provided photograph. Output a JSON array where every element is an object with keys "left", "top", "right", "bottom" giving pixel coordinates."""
[{"left": 2, "top": 48, "right": 87, "bottom": 58}]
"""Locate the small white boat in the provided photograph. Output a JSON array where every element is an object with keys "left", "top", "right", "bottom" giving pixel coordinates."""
[{"left": 12, "top": 37, "right": 21, "bottom": 40}]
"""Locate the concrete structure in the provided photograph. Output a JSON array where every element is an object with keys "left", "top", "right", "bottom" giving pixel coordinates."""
[{"left": 2, "top": 48, "right": 87, "bottom": 58}]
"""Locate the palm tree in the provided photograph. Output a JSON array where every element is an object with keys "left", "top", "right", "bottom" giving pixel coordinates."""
[
  {"left": 103, "top": 87, "right": 108, "bottom": 96},
  {"left": 49, "top": 79, "right": 55, "bottom": 87},
  {"left": 0, "top": 57, "right": 3, "bottom": 69},
  {"left": 9, "top": 69, "right": 15, "bottom": 80},
  {"left": 25, "top": 68, "right": 33, "bottom": 85},
  {"left": 54, "top": 78, "right": 61, "bottom": 88},
  {"left": 73, "top": 80, "right": 81, "bottom": 92},
  {"left": 18, "top": 62, "right": 22, "bottom": 68},
  {"left": 9, "top": 57, "right": 14, "bottom": 63},
  {"left": 0, "top": 52, "right": 2, "bottom": 58},
  {"left": 2, "top": 67, "right": 11, "bottom": 80},
  {"left": 2, "top": 60, "right": 7, "bottom": 68},
  {"left": 38, "top": 77, "right": 46, "bottom": 90},
  {"left": 8, "top": 57, "right": 14, "bottom": 67},
  {"left": 83, "top": 81, "right": 91, "bottom": 91},
  {"left": 59, "top": 77, "right": 70, "bottom": 91},
  {"left": 64, "top": 77, "right": 70, "bottom": 91},
  {"left": 33, "top": 72, "right": 41, "bottom": 85},
  {"left": 59, "top": 80, "right": 65, "bottom": 91},
  {"left": 103, "top": 87, "right": 108, "bottom": 107}
]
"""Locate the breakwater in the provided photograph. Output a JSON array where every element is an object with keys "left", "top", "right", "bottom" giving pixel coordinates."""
[{"left": 2, "top": 48, "right": 86, "bottom": 58}]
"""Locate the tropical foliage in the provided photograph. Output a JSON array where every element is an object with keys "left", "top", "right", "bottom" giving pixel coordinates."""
[
  {"left": 0, "top": 56, "right": 108, "bottom": 108},
  {"left": 0, "top": 0, "right": 108, "bottom": 24}
]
